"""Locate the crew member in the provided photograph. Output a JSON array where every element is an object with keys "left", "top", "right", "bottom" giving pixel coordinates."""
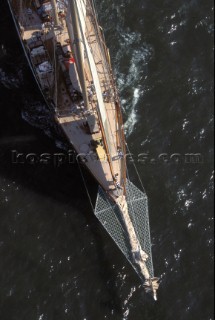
[{"left": 117, "top": 146, "right": 124, "bottom": 159}]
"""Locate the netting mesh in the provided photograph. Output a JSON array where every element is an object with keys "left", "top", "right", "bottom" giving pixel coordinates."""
[{"left": 94, "top": 180, "right": 154, "bottom": 279}]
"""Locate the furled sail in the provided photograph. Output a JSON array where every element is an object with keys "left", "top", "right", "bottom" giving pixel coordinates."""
[
  {"left": 75, "top": 0, "right": 114, "bottom": 161},
  {"left": 65, "top": 14, "right": 82, "bottom": 93},
  {"left": 67, "top": 0, "right": 86, "bottom": 61},
  {"left": 76, "top": 0, "right": 87, "bottom": 38},
  {"left": 68, "top": 0, "right": 89, "bottom": 109},
  {"left": 84, "top": 34, "right": 114, "bottom": 157}
]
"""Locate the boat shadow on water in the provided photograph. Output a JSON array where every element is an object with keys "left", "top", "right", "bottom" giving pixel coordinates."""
[
  {"left": 0, "top": 86, "right": 126, "bottom": 316},
  {"left": 0, "top": 35, "right": 124, "bottom": 316}
]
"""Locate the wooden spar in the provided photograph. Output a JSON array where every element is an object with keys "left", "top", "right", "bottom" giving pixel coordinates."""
[
  {"left": 75, "top": 1, "right": 115, "bottom": 179},
  {"left": 100, "top": 23, "right": 127, "bottom": 189},
  {"left": 68, "top": 0, "right": 90, "bottom": 110},
  {"left": 50, "top": 0, "right": 60, "bottom": 26},
  {"left": 115, "top": 101, "right": 127, "bottom": 193},
  {"left": 65, "top": 14, "right": 74, "bottom": 48},
  {"left": 91, "top": 1, "right": 127, "bottom": 189},
  {"left": 101, "top": 30, "right": 127, "bottom": 191},
  {"left": 65, "top": 13, "right": 82, "bottom": 93}
]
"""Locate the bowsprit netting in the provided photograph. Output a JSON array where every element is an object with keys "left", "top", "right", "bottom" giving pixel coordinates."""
[{"left": 95, "top": 180, "right": 154, "bottom": 280}]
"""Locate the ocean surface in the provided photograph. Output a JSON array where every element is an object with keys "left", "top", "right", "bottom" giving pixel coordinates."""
[{"left": 0, "top": 0, "right": 214, "bottom": 319}]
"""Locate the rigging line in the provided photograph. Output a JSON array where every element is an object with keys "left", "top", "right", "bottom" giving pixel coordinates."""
[
  {"left": 126, "top": 143, "right": 146, "bottom": 194},
  {"left": 77, "top": 0, "right": 117, "bottom": 165},
  {"left": 125, "top": 167, "right": 143, "bottom": 248},
  {"left": 82, "top": 4, "right": 118, "bottom": 154},
  {"left": 88, "top": 6, "right": 119, "bottom": 144},
  {"left": 78, "top": 1, "right": 122, "bottom": 180},
  {"left": 91, "top": 0, "right": 98, "bottom": 20},
  {"left": 85, "top": 19, "right": 108, "bottom": 80},
  {"left": 53, "top": 37, "right": 58, "bottom": 107},
  {"left": 125, "top": 149, "right": 151, "bottom": 257},
  {"left": 88, "top": 4, "right": 112, "bottom": 85},
  {"left": 77, "top": 159, "right": 95, "bottom": 213}
]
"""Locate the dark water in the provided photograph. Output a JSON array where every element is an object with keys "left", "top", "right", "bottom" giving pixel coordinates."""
[{"left": 0, "top": 0, "right": 214, "bottom": 319}]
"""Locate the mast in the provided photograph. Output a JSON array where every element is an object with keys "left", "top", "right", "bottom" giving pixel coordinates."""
[
  {"left": 50, "top": 0, "right": 59, "bottom": 26},
  {"left": 66, "top": 14, "right": 74, "bottom": 49},
  {"left": 68, "top": 0, "right": 90, "bottom": 110}
]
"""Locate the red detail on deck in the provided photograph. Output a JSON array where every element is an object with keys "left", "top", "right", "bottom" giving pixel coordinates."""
[
  {"left": 69, "top": 57, "right": 75, "bottom": 64},
  {"left": 64, "top": 57, "right": 75, "bottom": 70}
]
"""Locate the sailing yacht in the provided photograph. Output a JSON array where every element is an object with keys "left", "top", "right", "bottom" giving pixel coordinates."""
[{"left": 7, "top": 0, "right": 159, "bottom": 300}]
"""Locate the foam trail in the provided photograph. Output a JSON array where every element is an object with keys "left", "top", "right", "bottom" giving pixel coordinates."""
[
  {"left": 124, "top": 88, "right": 140, "bottom": 136},
  {"left": 122, "top": 286, "right": 136, "bottom": 320}
]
